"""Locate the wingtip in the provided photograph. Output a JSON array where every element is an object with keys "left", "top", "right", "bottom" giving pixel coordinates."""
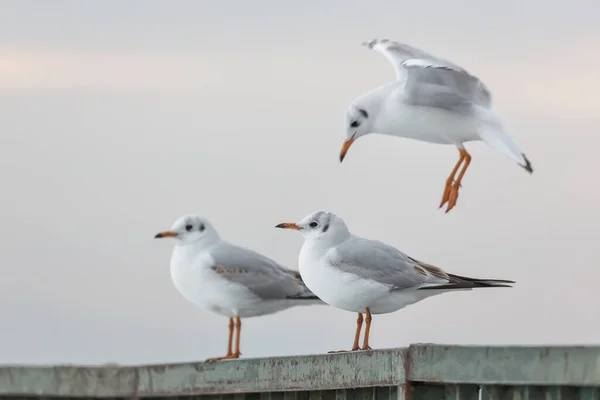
[
  {"left": 362, "top": 38, "right": 388, "bottom": 49},
  {"left": 361, "top": 40, "right": 373, "bottom": 49},
  {"left": 484, "top": 279, "right": 516, "bottom": 284},
  {"left": 522, "top": 154, "right": 533, "bottom": 174},
  {"left": 476, "top": 281, "right": 515, "bottom": 288}
]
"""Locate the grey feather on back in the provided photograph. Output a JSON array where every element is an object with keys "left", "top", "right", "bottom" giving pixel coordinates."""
[
  {"left": 328, "top": 238, "right": 427, "bottom": 291},
  {"left": 210, "top": 243, "right": 310, "bottom": 301}
]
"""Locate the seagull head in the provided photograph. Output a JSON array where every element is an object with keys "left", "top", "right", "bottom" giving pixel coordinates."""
[
  {"left": 275, "top": 211, "right": 350, "bottom": 244},
  {"left": 154, "top": 215, "right": 220, "bottom": 245},
  {"left": 340, "top": 101, "right": 378, "bottom": 162}
]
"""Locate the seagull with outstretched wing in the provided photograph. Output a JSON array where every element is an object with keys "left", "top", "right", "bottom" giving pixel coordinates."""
[{"left": 339, "top": 39, "right": 533, "bottom": 212}]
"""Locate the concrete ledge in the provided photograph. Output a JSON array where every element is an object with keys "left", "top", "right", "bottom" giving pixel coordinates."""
[
  {"left": 0, "top": 348, "right": 407, "bottom": 397},
  {"left": 408, "top": 344, "right": 600, "bottom": 386},
  {"left": 1, "top": 345, "right": 599, "bottom": 397}
]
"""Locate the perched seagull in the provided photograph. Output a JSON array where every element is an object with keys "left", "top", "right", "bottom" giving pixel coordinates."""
[
  {"left": 276, "top": 211, "right": 514, "bottom": 351},
  {"left": 155, "top": 215, "right": 324, "bottom": 361},
  {"left": 339, "top": 38, "right": 533, "bottom": 212}
]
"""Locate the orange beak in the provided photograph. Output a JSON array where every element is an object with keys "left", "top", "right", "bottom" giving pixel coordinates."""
[
  {"left": 339, "top": 135, "right": 356, "bottom": 162},
  {"left": 154, "top": 231, "right": 178, "bottom": 238},
  {"left": 275, "top": 223, "right": 302, "bottom": 230}
]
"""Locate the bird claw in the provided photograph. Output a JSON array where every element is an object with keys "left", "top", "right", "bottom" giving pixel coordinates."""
[
  {"left": 328, "top": 347, "right": 371, "bottom": 353},
  {"left": 328, "top": 348, "right": 365, "bottom": 353},
  {"left": 439, "top": 186, "right": 451, "bottom": 209},
  {"left": 205, "top": 353, "right": 241, "bottom": 363},
  {"left": 439, "top": 181, "right": 462, "bottom": 213},
  {"left": 445, "top": 185, "right": 460, "bottom": 213}
]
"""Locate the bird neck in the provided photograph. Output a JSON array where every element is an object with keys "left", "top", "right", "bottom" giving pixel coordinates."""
[
  {"left": 174, "top": 236, "right": 220, "bottom": 256},
  {"left": 305, "top": 230, "right": 351, "bottom": 253}
]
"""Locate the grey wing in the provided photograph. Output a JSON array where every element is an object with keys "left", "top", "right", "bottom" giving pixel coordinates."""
[
  {"left": 328, "top": 238, "right": 447, "bottom": 290},
  {"left": 210, "top": 243, "right": 312, "bottom": 301},
  {"left": 363, "top": 38, "right": 459, "bottom": 80},
  {"left": 402, "top": 59, "right": 492, "bottom": 110},
  {"left": 363, "top": 38, "right": 492, "bottom": 109}
]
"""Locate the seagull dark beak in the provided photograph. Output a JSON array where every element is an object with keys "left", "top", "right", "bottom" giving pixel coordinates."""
[
  {"left": 339, "top": 135, "right": 356, "bottom": 162},
  {"left": 275, "top": 223, "right": 303, "bottom": 230},
  {"left": 154, "top": 231, "right": 178, "bottom": 238}
]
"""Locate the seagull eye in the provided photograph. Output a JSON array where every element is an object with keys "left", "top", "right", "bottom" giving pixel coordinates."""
[
  {"left": 185, "top": 224, "right": 193, "bottom": 231},
  {"left": 309, "top": 222, "right": 318, "bottom": 228},
  {"left": 199, "top": 223, "right": 205, "bottom": 232},
  {"left": 350, "top": 121, "right": 360, "bottom": 128}
]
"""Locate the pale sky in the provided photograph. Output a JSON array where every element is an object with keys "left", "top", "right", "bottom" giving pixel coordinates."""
[{"left": 1, "top": 0, "right": 599, "bottom": 365}]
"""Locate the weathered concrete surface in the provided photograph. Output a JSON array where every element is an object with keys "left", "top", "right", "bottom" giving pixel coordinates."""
[
  {"left": 408, "top": 344, "right": 600, "bottom": 386},
  {"left": 2, "top": 345, "right": 600, "bottom": 397},
  {"left": 0, "top": 348, "right": 407, "bottom": 397}
]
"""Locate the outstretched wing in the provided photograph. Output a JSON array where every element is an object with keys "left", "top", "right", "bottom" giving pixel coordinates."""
[
  {"left": 209, "top": 242, "right": 315, "bottom": 301},
  {"left": 363, "top": 38, "right": 463, "bottom": 80},
  {"left": 363, "top": 38, "right": 492, "bottom": 110}
]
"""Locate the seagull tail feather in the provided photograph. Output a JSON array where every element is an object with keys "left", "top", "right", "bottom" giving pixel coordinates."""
[{"left": 478, "top": 112, "right": 533, "bottom": 174}]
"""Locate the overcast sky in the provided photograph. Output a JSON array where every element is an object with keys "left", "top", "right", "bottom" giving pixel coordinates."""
[{"left": 1, "top": 0, "right": 599, "bottom": 365}]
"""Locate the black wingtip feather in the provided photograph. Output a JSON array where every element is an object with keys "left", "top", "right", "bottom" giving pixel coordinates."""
[
  {"left": 286, "top": 295, "right": 321, "bottom": 300},
  {"left": 522, "top": 154, "right": 533, "bottom": 174},
  {"left": 418, "top": 273, "right": 515, "bottom": 291},
  {"left": 447, "top": 273, "right": 516, "bottom": 284}
]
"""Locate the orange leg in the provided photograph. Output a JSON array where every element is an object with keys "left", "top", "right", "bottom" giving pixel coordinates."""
[
  {"left": 205, "top": 317, "right": 241, "bottom": 363},
  {"left": 233, "top": 316, "right": 242, "bottom": 356},
  {"left": 226, "top": 317, "right": 234, "bottom": 355},
  {"left": 361, "top": 308, "right": 372, "bottom": 350},
  {"left": 352, "top": 312, "right": 364, "bottom": 351},
  {"left": 439, "top": 148, "right": 472, "bottom": 213},
  {"left": 328, "top": 312, "right": 364, "bottom": 353}
]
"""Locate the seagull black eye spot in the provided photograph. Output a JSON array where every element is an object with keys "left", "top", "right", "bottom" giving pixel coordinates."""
[
  {"left": 350, "top": 121, "right": 360, "bottom": 128},
  {"left": 199, "top": 223, "right": 205, "bottom": 232},
  {"left": 185, "top": 224, "right": 193, "bottom": 231},
  {"left": 309, "top": 222, "right": 318, "bottom": 228},
  {"left": 359, "top": 109, "right": 369, "bottom": 118}
]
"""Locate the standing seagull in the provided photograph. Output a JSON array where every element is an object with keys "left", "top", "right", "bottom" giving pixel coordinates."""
[
  {"left": 276, "top": 211, "right": 514, "bottom": 351},
  {"left": 155, "top": 215, "right": 324, "bottom": 361},
  {"left": 340, "top": 39, "right": 533, "bottom": 212}
]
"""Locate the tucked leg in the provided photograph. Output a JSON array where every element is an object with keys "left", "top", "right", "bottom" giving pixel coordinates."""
[
  {"left": 445, "top": 149, "right": 472, "bottom": 213},
  {"left": 439, "top": 148, "right": 467, "bottom": 209},
  {"left": 440, "top": 148, "right": 472, "bottom": 213},
  {"left": 328, "top": 312, "right": 364, "bottom": 353},
  {"left": 205, "top": 317, "right": 241, "bottom": 362},
  {"left": 361, "top": 308, "right": 372, "bottom": 351}
]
